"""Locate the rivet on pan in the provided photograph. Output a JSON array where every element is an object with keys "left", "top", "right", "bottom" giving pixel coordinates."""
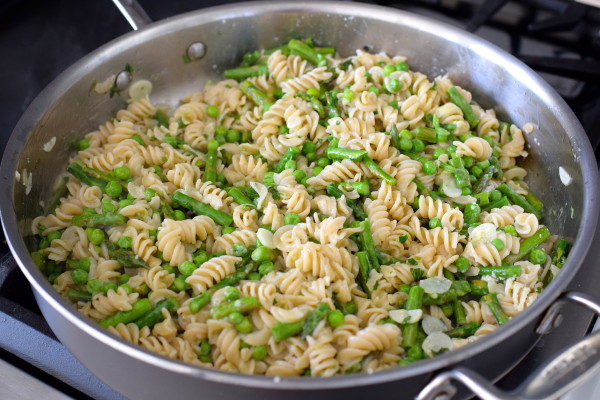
[
  {"left": 115, "top": 69, "right": 131, "bottom": 90},
  {"left": 187, "top": 42, "right": 207, "bottom": 61},
  {"left": 552, "top": 313, "right": 563, "bottom": 328}
]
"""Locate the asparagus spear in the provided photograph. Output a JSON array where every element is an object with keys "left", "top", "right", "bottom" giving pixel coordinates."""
[
  {"left": 135, "top": 297, "right": 180, "bottom": 328},
  {"left": 271, "top": 321, "right": 303, "bottom": 342},
  {"left": 224, "top": 64, "right": 268, "bottom": 81},
  {"left": 326, "top": 147, "right": 368, "bottom": 161},
  {"left": 211, "top": 296, "right": 260, "bottom": 319},
  {"left": 172, "top": 191, "right": 233, "bottom": 226},
  {"left": 497, "top": 183, "right": 541, "bottom": 218},
  {"left": 362, "top": 157, "right": 397, "bottom": 185},
  {"left": 447, "top": 323, "right": 481, "bottom": 338},
  {"left": 402, "top": 285, "right": 425, "bottom": 348},
  {"left": 479, "top": 265, "right": 521, "bottom": 279},
  {"left": 447, "top": 87, "right": 480, "bottom": 129},
  {"left": 483, "top": 293, "right": 509, "bottom": 325},
  {"left": 99, "top": 298, "right": 152, "bottom": 328},
  {"left": 107, "top": 246, "right": 150, "bottom": 269},
  {"left": 302, "top": 303, "right": 331, "bottom": 338},
  {"left": 288, "top": 39, "right": 320, "bottom": 65},
  {"left": 326, "top": 184, "right": 367, "bottom": 220},
  {"left": 71, "top": 212, "right": 126, "bottom": 228},
  {"left": 505, "top": 226, "right": 551, "bottom": 264},
  {"left": 240, "top": 81, "right": 273, "bottom": 112},
  {"left": 275, "top": 147, "right": 300, "bottom": 173}
]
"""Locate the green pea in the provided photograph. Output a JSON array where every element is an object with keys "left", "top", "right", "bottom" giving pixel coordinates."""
[
  {"left": 47, "top": 230, "right": 62, "bottom": 242},
  {"left": 173, "top": 275, "right": 190, "bottom": 291},
  {"left": 317, "top": 157, "right": 330, "bottom": 168},
  {"left": 199, "top": 354, "right": 212, "bottom": 363},
  {"left": 118, "top": 274, "right": 130, "bottom": 285},
  {"left": 248, "top": 272, "right": 261, "bottom": 281},
  {"left": 367, "top": 86, "right": 380, "bottom": 95},
  {"left": 312, "top": 166, "right": 323, "bottom": 176},
  {"left": 252, "top": 345, "right": 267, "bottom": 360},
  {"left": 193, "top": 250, "right": 208, "bottom": 265},
  {"left": 162, "top": 263, "right": 176, "bottom": 274},
  {"left": 101, "top": 282, "right": 116, "bottom": 294},
  {"left": 229, "top": 311, "right": 245, "bottom": 325},
  {"left": 226, "top": 129, "right": 241, "bottom": 143},
  {"left": 398, "top": 235, "right": 408, "bottom": 243},
  {"left": 412, "top": 139, "right": 425, "bottom": 153},
  {"left": 388, "top": 78, "right": 401, "bottom": 92},
  {"left": 456, "top": 256, "right": 470, "bottom": 272},
  {"left": 86, "top": 228, "right": 105, "bottom": 245},
  {"left": 173, "top": 210, "right": 186, "bottom": 221},
  {"left": 491, "top": 238, "right": 505, "bottom": 251},
  {"left": 302, "top": 141, "right": 317, "bottom": 155},
  {"left": 215, "top": 125, "right": 227, "bottom": 137},
  {"left": 241, "top": 130, "right": 252, "bottom": 143},
  {"left": 305, "top": 152, "right": 317, "bottom": 162},
  {"left": 38, "top": 237, "right": 50, "bottom": 249},
  {"left": 86, "top": 279, "right": 103, "bottom": 294},
  {"left": 179, "top": 261, "right": 197, "bottom": 277},
  {"left": 503, "top": 225, "right": 518, "bottom": 237},
  {"left": 144, "top": 188, "right": 157, "bottom": 202},
  {"left": 422, "top": 161, "right": 437, "bottom": 175},
  {"left": 200, "top": 340, "right": 211, "bottom": 355},
  {"left": 293, "top": 169, "right": 306, "bottom": 183},
  {"left": 232, "top": 243, "right": 248, "bottom": 257},
  {"left": 383, "top": 64, "right": 396, "bottom": 76},
  {"left": 215, "top": 135, "right": 226, "bottom": 145},
  {"left": 223, "top": 286, "right": 240, "bottom": 302},
  {"left": 113, "top": 166, "right": 131, "bottom": 180},
  {"left": 279, "top": 125, "right": 290, "bottom": 135},
  {"left": 399, "top": 138, "right": 413, "bottom": 152},
  {"left": 118, "top": 199, "right": 133, "bottom": 209},
  {"left": 120, "top": 283, "right": 133, "bottom": 294},
  {"left": 389, "top": 100, "right": 399, "bottom": 109},
  {"left": 258, "top": 261, "right": 274, "bottom": 275},
  {"left": 207, "top": 105, "right": 219, "bottom": 118},
  {"left": 101, "top": 199, "right": 116, "bottom": 213},
  {"left": 71, "top": 269, "right": 88, "bottom": 285},
  {"left": 284, "top": 160, "right": 297, "bottom": 170},
  {"left": 222, "top": 227, "right": 235, "bottom": 235},
  {"left": 251, "top": 246, "right": 273, "bottom": 263},
  {"left": 433, "top": 148, "right": 447, "bottom": 160},
  {"left": 396, "top": 62, "right": 409, "bottom": 71},
  {"left": 148, "top": 229, "right": 158, "bottom": 238},
  {"left": 490, "top": 190, "right": 502, "bottom": 202},
  {"left": 399, "top": 130, "right": 413, "bottom": 141},
  {"left": 105, "top": 181, "right": 122, "bottom": 198},
  {"left": 78, "top": 138, "right": 90, "bottom": 150},
  {"left": 343, "top": 87, "right": 355, "bottom": 102},
  {"left": 235, "top": 318, "right": 253, "bottom": 333},
  {"left": 530, "top": 248, "right": 547, "bottom": 265},
  {"left": 284, "top": 213, "right": 301, "bottom": 226},
  {"left": 117, "top": 236, "right": 132, "bottom": 249},
  {"left": 327, "top": 310, "right": 345, "bottom": 328},
  {"left": 429, "top": 218, "right": 442, "bottom": 229}
]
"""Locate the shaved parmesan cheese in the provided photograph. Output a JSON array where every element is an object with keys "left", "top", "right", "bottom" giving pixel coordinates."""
[
  {"left": 43, "top": 137, "right": 56, "bottom": 152},
  {"left": 389, "top": 309, "right": 423, "bottom": 324},
  {"left": 420, "top": 277, "right": 452, "bottom": 294},
  {"left": 559, "top": 167, "right": 572, "bottom": 186},
  {"left": 469, "top": 223, "right": 496, "bottom": 246},
  {"left": 129, "top": 79, "right": 153, "bottom": 100},
  {"left": 422, "top": 332, "right": 453, "bottom": 357},
  {"left": 441, "top": 173, "right": 462, "bottom": 198},
  {"left": 257, "top": 228, "right": 275, "bottom": 249},
  {"left": 422, "top": 316, "right": 447, "bottom": 335}
]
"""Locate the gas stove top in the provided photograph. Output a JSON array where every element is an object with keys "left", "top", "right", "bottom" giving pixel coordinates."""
[{"left": 1, "top": 1, "right": 599, "bottom": 399}]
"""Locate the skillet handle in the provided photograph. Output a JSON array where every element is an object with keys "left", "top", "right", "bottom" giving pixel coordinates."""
[
  {"left": 416, "top": 292, "right": 600, "bottom": 400},
  {"left": 112, "top": 0, "right": 152, "bottom": 30}
]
